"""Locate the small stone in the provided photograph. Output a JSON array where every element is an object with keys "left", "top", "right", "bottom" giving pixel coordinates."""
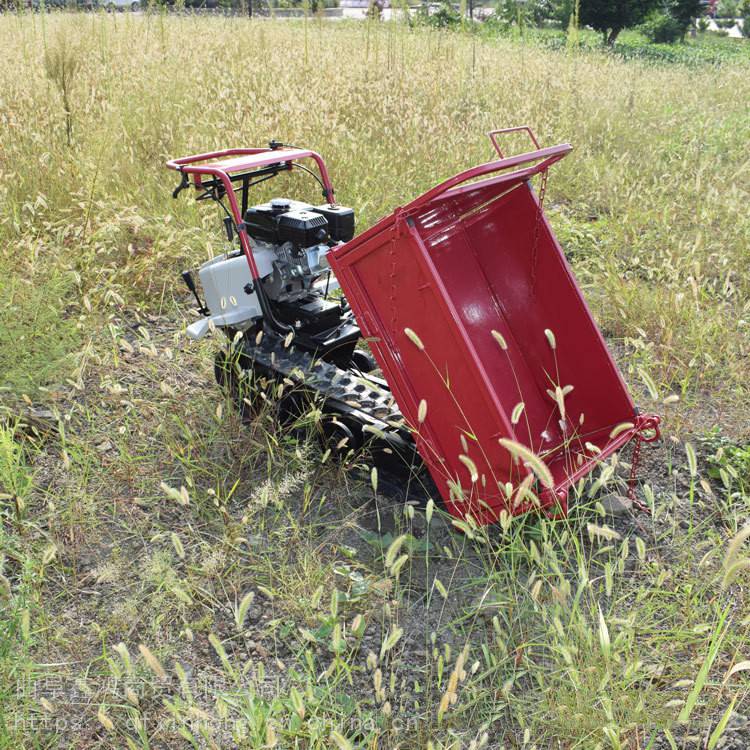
[{"left": 599, "top": 493, "right": 632, "bottom": 517}]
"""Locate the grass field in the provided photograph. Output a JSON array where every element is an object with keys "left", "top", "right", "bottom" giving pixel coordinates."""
[{"left": 1, "top": 12, "right": 750, "bottom": 749}]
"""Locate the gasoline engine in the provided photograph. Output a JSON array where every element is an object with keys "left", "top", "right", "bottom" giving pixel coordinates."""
[{"left": 184, "top": 193, "right": 366, "bottom": 369}]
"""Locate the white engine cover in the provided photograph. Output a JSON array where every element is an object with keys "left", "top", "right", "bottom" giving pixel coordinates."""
[{"left": 185, "top": 245, "right": 340, "bottom": 340}]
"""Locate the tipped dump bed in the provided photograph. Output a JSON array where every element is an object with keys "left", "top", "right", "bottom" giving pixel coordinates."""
[{"left": 329, "top": 135, "right": 658, "bottom": 524}]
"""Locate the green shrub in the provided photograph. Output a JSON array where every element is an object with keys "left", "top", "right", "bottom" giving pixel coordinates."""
[
  {"left": 640, "top": 9, "right": 686, "bottom": 41},
  {"left": 716, "top": 0, "right": 738, "bottom": 16},
  {"left": 424, "top": 0, "right": 461, "bottom": 27}
]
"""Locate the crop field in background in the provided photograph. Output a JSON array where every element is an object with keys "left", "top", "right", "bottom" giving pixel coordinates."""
[{"left": 1, "top": 12, "right": 749, "bottom": 749}]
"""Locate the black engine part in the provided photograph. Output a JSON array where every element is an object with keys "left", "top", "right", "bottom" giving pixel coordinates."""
[
  {"left": 313, "top": 204, "right": 355, "bottom": 242},
  {"left": 243, "top": 198, "right": 355, "bottom": 246},
  {"left": 243, "top": 198, "right": 314, "bottom": 244},
  {"left": 277, "top": 209, "right": 329, "bottom": 247}
]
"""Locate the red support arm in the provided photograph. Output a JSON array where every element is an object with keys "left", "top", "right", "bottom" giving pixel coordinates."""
[{"left": 166, "top": 146, "right": 336, "bottom": 281}]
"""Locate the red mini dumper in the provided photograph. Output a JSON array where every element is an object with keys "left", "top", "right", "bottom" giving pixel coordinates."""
[{"left": 168, "top": 128, "right": 659, "bottom": 525}]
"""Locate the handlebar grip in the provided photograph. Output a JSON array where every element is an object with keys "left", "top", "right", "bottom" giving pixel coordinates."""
[{"left": 172, "top": 171, "right": 189, "bottom": 199}]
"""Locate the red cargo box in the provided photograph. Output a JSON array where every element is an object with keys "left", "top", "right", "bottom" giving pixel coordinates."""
[{"left": 329, "top": 130, "right": 659, "bottom": 524}]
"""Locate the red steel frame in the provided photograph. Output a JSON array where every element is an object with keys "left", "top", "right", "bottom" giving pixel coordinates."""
[{"left": 166, "top": 147, "right": 336, "bottom": 282}]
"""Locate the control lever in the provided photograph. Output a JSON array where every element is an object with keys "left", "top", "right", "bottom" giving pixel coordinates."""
[
  {"left": 181, "top": 270, "right": 209, "bottom": 315},
  {"left": 172, "top": 171, "right": 190, "bottom": 199},
  {"left": 223, "top": 216, "right": 234, "bottom": 242}
]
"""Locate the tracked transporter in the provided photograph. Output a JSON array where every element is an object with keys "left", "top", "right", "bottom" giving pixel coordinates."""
[{"left": 167, "top": 129, "right": 659, "bottom": 525}]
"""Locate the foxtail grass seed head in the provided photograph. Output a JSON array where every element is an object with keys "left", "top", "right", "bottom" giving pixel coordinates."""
[
  {"left": 685, "top": 442, "right": 698, "bottom": 477},
  {"left": 724, "top": 525, "right": 750, "bottom": 567},
  {"left": 170, "top": 532, "right": 185, "bottom": 559},
  {"left": 511, "top": 401, "right": 525, "bottom": 425},
  {"left": 609, "top": 422, "right": 634, "bottom": 439},
  {"left": 722, "top": 525, "right": 750, "bottom": 588},
  {"left": 544, "top": 328, "right": 556, "bottom": 349},
  {"left": 235, "top": 591, "right": 255, "bottom": 631},
  {"left": 417, "top": 398, "right": 428, "bottom": 424},
  {"left": 384, "top": 534, "right": 407, "bottom": 569},
  {"left": 373, "top": 667, "right": 383, "bottom": 698},
  {"left": 721, "top": 560, "right": 750, "bottom": 589},
  {"left": 0, "top": 575, "right": 10, "bottom": 601},
  {"left": 42, "top": 544, "right": 57, "bottom": 565},
  {"left": 447, "top": 478, "right": 466, "bottom": 503},
  {"left": 404, "top": 327, "right": 424, "bottom": 350},
  {"left": 380, "top": 627, "right": 403, "bottom": 660},
  {"left": 499, "top": 509, "right": 512, "bottom": 531},
  {"left": 97, "top": 708, "right": 114, "bottom": 732},
  {"left": 554, "top": 386, "right": 566, "bottom": 420},
  {"left": 138, "top": 644, "right": 167, "bottom": 680},
  {"left": 491, "top": 329, "right": 508, "bottom": 350},
  {"left": 438, "top": 645, "right": 470, "bottom": 721},
  {"left": 587, "top": 523, "right": 622, "bottom": 542},
  {"left": 265, "top": 724, "right": 277, "bottom": 747},
  {"left": 330, "top": 731, "right": 353, "bottom": 750},
  {"left": 635, "top": 536, "right": 646, "bottom": 561},
  {"left": 351, "top": 615, "right": 364, "bottom": 638},
  {"left": 499, "top": 438, "right": 553, "bottom": 489},
  {"left": 390, "top": 553, "right": 409, "bottom": 576},
  {"left": 425, "top": 498, "right": 434, "bottom": 524},
  {"left": 530, "top": 579, "right": 543, "bottom": 602},
  {"left": 638, "top": 366, "right": 660, "bottom": 400},
  {"left": 114, "top": 642, "right": 132, "bottom": 674},
  {"left": 459, "top": 454, "right": 479, "bottom": 483}
]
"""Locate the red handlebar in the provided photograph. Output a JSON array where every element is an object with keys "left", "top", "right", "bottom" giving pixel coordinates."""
[
  {"left": 166, "top": 146, "right": 337, "bottom": 281},
  {"left": 166, "top": 146, "right": 336, "bottom": 203}
]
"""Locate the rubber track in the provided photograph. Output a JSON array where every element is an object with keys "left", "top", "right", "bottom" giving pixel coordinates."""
[{"left": 236, "top": 336, "right": 413, "bottom": 445}]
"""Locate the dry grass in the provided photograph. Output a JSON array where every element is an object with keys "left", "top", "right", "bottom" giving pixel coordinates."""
[{"left": 1, "top": 11, "right": 749, "bottom": 749}]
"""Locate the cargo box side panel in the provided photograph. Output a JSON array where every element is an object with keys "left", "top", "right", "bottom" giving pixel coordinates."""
[
  {"left": 332, "top": 226, "right": 526, "bottom": 522},
  {"left": 461, "top": 184, "right": 636, "bottom": 454},
  {"left": 421, "top": 205, "right": 566, "bottom": 460},
  {"left": 411, "top": 179, "right": 638, "bottom": 494}
]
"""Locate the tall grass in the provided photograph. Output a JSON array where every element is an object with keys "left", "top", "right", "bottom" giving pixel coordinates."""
[
  {"left": 0, "top": 12, "right": 749, "bottom": 749},
  {"left": 0, "top": 13, "right": 748, "bottom": 410}
]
